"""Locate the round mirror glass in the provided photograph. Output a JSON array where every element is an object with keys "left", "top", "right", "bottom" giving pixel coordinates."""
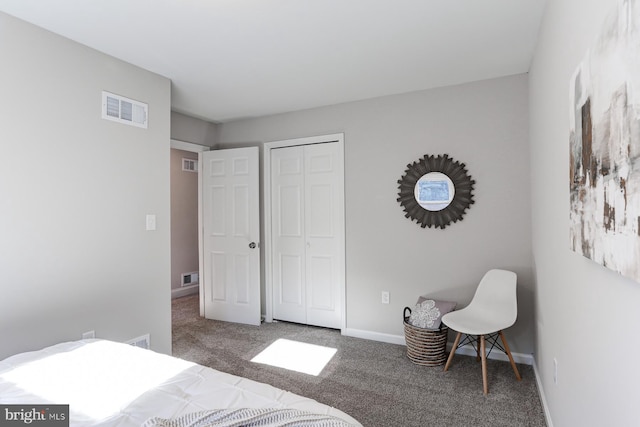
[{"left": 413, "top": 172, "right": 455, "bottom": 211}]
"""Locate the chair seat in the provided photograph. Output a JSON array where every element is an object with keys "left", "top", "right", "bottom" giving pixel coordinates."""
[{"left": 442, "top": 308, "right": 515, "bottom": 336}]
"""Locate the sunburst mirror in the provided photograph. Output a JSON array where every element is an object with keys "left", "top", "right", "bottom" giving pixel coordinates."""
[{"left": 397, "top": 154, "right": 475, "bottom": 229}]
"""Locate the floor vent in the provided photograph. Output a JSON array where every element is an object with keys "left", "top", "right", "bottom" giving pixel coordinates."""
[
  {"left": 102, "top": 91, "right": 148, "bottom": 128},
  {"left": 181, "top": 271, "right": 199, "bottom": 286},
  {"left": 126, "top": 334, "right": 150, "bottom": 350}
]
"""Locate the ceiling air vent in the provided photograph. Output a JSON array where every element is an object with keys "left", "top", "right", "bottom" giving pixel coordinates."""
[{"left": 102, "top": 91, "right": 148, "bottom": 129}]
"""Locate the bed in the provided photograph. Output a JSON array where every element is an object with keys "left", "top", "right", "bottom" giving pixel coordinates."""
[{"left": 0, "top": 339, "right": 361, "bottom": 426}]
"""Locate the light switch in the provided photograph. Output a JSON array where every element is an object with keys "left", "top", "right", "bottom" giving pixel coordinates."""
[{"left": 146, "top": 214, "right": 156, "bottom": 231}]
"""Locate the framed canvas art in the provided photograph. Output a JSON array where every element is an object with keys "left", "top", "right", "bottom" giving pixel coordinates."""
[{"left": 569, "top": 0, "right": 640, "bottom": 281}]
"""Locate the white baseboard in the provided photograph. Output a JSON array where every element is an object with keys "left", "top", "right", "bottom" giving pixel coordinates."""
[
  {"left": 532, "top": 357, "right": 554, "bottom": 427},
  {"left": 342, "top": 328, "right": 406, "bottom": 345},
  {"left": 341, "top": 328, "right": 533, "bottom": 365},
  {"left": 448, "top": 343, "right": 534, "bottom": 365},
  {"left": 171, "top": 284, "right": 199, "bottom": 299}
]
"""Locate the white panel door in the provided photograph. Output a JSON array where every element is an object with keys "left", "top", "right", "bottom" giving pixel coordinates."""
[
  {"left": 305, "top": 143, "right": 343, "bottom": 329},
  {"left": 271, "top": 146, "right": 306, "bottom": 324},
  {"left": 201, "top": 147, "right": 260, "bottom": 326},
  {"left": 271, "top": 142, "right": 343, "bottom": 329}
]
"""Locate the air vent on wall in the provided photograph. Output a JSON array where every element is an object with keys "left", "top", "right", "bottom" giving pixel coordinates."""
[
  {"left": 182, "top": 158, "right": 198, "bottom": 172},
  {"left": 102, "top": 91, "right": 148, "bottom": 128},
  {"left": 126, "top": 334, "right": 150, "bottom": 350},
  {"left": 181, "top": 271, "right": 199, "bottom": 286}
]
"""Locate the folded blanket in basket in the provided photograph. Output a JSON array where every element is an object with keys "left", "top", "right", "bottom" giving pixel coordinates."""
[{"left": 408, "top": 297, "right": 456, "bottom": 330}]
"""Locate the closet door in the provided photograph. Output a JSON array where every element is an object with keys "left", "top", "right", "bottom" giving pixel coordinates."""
[
  {"left": 271, "top": 142, "right": 343, "bottom": 328},
  {"left": 271, "top": 146, "right": 307, "bottom": 324},
  {"left": 304, "top": 143, "right": 342, "bottom": 329}
]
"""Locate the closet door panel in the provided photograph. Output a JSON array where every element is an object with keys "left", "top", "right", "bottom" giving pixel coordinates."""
[
  {"left": 271, "top": 147, "right": 306, "bottom": 323},
  {"left": 308, "top": 184, "right": 333, "bottom": 237},
  {"left": 308, "top": 255, "right": 334, "bottom": 310},
  {"left": 305, "top": 143, "right": 342, "bottom": 329}
]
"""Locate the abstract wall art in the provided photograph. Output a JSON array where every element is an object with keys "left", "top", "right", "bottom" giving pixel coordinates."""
[{"left": 569, "top": 0, "right": 640, "bottom": 281}]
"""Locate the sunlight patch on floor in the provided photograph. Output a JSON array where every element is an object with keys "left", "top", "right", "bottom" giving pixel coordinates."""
[{"left": 250, "top": 338, "right": 337, "bottom": 376}]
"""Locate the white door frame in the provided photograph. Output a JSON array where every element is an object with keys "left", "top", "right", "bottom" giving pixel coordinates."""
[
  {"left": 171, "top": 139, "right": 211, "bottom": 153},
  {"left": 263, "top": 133, "right": 346, "bottom": 331}
]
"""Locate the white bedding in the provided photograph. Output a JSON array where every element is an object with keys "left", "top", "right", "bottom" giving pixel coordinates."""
[{"left": 0, "top": 340, "right": 361, "bottom": 427}]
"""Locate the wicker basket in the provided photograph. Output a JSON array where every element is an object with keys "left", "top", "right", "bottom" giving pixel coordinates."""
[{"left": 403, "top": 306, "right": 449, "bottom": 366}]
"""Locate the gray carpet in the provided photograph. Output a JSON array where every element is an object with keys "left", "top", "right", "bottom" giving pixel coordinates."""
[{"left": 172, "top": 295, "right": 546, "bottom": 427}]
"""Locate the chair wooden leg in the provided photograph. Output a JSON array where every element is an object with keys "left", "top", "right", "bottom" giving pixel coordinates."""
[
  {"left": 444, "top": 332, "right": 462, "bottom": 372},
  {"left": 480, "top": 335, "right": 488, "bottom": 395},
  {"left": 499, "top": 330, "right": 522, "bottom": 381}
]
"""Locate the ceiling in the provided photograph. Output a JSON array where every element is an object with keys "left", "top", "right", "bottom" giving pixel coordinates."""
[{"left": 0, "top": 0, "right": 547, "bottom": 123}]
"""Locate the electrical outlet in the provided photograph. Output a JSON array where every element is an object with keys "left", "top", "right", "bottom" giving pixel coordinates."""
[
  {"left": 381, "top": 291, "right": 390, "bottom": 304},
  {"left": 146, "top": 214, "right": 157, "bottom": 231},
  {"left": 553, "top": 357, "right": 558, "bottom": 384},
  {"left": 82, "top": 330, "right": 95, "bottom": 340}
]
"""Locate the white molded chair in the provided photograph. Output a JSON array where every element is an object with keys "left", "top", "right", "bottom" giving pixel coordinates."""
[{"left": 441, "top": 269, "right": 521, "bottom": 394}]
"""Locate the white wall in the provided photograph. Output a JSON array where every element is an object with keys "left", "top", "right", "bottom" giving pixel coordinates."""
[
  {"left": 0, "top": 12, "right": 172, "bottom": 359},
  {"left": 171, "top": 111, "right": 218, "bottom": 146},
  {"left": 218, "top": 74, "right": 534, "bottom": 354},
  {"left": 530, "top": 0, "right": 640, "bottom": 425}
]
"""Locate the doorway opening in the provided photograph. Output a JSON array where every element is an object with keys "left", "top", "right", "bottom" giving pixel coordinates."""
[{"left": 170, "top": 140, "right": 210, "bottom": 300}]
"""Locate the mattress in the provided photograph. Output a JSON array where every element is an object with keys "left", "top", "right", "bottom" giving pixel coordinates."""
[{"left": 0, "top": 339, "right": 361, "bottom": 426}]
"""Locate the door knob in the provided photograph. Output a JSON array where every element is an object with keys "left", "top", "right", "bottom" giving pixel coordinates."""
[{"left": 249, "top": 242, "right": 257, "bottom": 249}]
